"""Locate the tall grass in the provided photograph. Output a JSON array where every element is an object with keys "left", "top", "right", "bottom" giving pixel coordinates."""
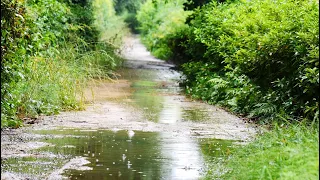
[
  {"left": 10, "top": 40, "right": 123, "bottom": 120},
  {"left": 205, "top": 122, "right": 319, "bottom": 180},
  {"left": 1, "top": 0, "right": 128, "bottom": 128}
]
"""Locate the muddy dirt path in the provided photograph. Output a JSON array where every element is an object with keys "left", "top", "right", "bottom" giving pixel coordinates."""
[{"left": 1, "top": 34, "right": 257, "bottom": 180}]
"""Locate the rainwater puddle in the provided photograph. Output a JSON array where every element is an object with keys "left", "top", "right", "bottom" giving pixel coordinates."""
[
  {"left": 111, "top": 67, "right": 213, "bottom": 124},
  {"left": 18, "top": 129, "right": 234, "bottom": 179}
]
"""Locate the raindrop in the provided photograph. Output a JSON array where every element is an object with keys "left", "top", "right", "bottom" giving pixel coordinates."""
[
  {"left": 127, "top": 161, "right": 132, "bottom": 169},
  {"left": 128, "top": 130, "right": 135, "bottom": 139}
]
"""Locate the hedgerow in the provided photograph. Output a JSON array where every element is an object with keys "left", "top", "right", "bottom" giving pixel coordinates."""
[
  {"left": 1, "top": 0, "right": 126, "bottom": 128},
  {"left": 138, "top": 0, "right": 319, "bottom": 123}
]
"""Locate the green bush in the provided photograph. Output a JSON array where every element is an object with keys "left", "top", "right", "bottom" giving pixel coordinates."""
[
  {"left": 114, "top": 0, "right": 145, "bottom": 33},
  {"left": 64, "top": 0, "right": 99, "bottom": 49},
  {"left": 136, "top": 0, "right": 191, "bottom": 60},
  {"left": 93, "top": 0, "right": 129, "bottom": 44},
  {"left": 174, "top": 0, "right": 319, "bottom": 123},
  {"left": 1, "top": 0, "right": 29, "bottom": 127}
]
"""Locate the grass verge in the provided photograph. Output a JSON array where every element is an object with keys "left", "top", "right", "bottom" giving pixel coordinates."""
[{"left": 205, "top": 121, "right": 319, "bottom": 180}]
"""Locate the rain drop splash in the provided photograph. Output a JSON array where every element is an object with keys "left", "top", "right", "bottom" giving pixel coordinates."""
[{"left": 128, "top": 130, "right": 135, "bottom": 139}]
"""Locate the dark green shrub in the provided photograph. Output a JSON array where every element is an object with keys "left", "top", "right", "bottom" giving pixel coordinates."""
[
  {"left": 190, "top": 0, "right": 319, "bottom": 121},
  {"left": 62, "top": 0, "right": 99, "bottom": 50},
  {"left": 114, "top": 0, "right": 146, "bottom": 33},
  {"left": 1, "top": 0, "right": 31, "bottom": 127},
  {"left": 152, "top": 0, "right": 319, "bottom": 123},
  {"left": 137, "top": 0, "right": 191, "bottom": 59}
]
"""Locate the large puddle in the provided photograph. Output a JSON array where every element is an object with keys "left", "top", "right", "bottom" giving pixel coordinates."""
[
  {"left": 1, "top": 35, "right": 255, "bottom": 179},
  {"left": 2, "top": 129, "right": 235, "bottom": 179}
]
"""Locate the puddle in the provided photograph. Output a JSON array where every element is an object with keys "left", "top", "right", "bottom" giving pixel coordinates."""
[
  {"left": 81, "top": 65, "right": 217, "bottom": 125},
  {"left": 2, "top": 129, "right": 235, "bottom": 179},
  {"left": 109, "top": 66, "right": 212, "bottom": 125}
]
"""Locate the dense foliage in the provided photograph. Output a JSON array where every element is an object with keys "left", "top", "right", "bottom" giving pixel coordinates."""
[
  {"left": 137, "top": 0, "right": 319, "bottom": 124},
  {"left": 1, "top": 0, "right": 126, "bottom": 128},
  {"left": 136, "top": 0, "right": 192, "bottom": 59},
  {"left": 113, "top": 0, "right": 146, "bottom": 33}
]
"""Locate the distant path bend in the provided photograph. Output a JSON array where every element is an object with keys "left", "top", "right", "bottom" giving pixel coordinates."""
[{"left": 120, "top": 34, "right": 174, "bottom": 69}]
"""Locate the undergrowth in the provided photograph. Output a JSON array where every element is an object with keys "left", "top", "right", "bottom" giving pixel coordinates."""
[{"left": 1, "top": 0, "right": 128, "bottom": 128}]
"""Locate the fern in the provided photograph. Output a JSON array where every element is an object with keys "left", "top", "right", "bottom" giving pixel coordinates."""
[
  {"left": 208, "top": 78, "right": 228, "bottom": 90},
  {"left": 249, "top": 103, "right": 278, "bottom": 118}
]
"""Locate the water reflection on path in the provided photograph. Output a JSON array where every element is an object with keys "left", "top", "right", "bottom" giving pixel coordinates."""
[
  {"left": 33, "top": 129, "right": 213, "bottom": 180},
  {"left": 116, "top": 66, "right": 209, "bottom": 124},
  {"left": 159, "top": 132, "right": 204, "bottom": 179}
]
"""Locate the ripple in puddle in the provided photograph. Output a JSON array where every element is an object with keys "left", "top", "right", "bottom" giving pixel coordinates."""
[{"left": 2, "top": 129, "right": 236, "bottom": 180}]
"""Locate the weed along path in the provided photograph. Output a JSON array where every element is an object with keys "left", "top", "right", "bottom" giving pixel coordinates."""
[{"left": 1, "top": 34, "right": 257, "bottom": 180}]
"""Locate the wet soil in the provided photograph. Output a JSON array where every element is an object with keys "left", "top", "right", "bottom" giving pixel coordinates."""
[{"left": 1, "top": 34, "right": 257, "bottom": 180}]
